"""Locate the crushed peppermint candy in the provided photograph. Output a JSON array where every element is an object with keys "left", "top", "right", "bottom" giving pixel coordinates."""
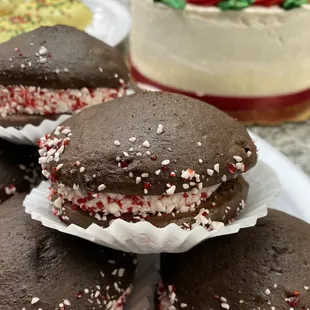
[
  {"left": 233, "top": 156, "right": 243, "bottom": 162},
  {"left": 0, "top": 85, "right": 126, "bottom": 118},
  {"left": 74, "top": 282, "right": 131, "bottom": 310},
  {"left": 142, "top": 140, "right": 150, "bottom": 148},
  {"left": 51, "top": 182, "right": 220, "bottom": 224},
  {"left": 98, "top": 184, "right": 106, "bottom": 191},
  {"left": 161, "top": 159, "right": 170, "bottom": 166},
  {"left": 114, "top": 140, "right": 121, "bottom": 146},
  {"left": 221, "top": 302, "right": 230, "bottom": 309},
  {"left": 31, "top": 297, "right": 40, "bottom": 304},
  {"left": 214, "top": 163, "right": 220, "bottom": 173},
  {"left": 181, "top": 169, "right": 195, "bottom": 180},
  {"left": 38, "top": 126, "right": 72, "bottom": 182},
  {"left": 166, "top": 185, "right": 176, "bottom": 195},
  {"left": 156, "top": 124, "right": 164, "bottom": 135},
  {"left": 207, "top": 169, "right": 214, "bottom": 176},
  {"left": 265, "top": 288, "right": 271, "bottom": 295},
  {"left": 4, "top": 184, "right": 16, "bottom": 195}
]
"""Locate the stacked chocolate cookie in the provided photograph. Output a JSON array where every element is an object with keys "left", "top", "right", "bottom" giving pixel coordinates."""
[
  {"left": 37, "top": 91, "right": 257, "bottom": 230},
  {"left": 158, "top": 210, "right": 310, "bottom": 309},
  {"left": 0, "top": 193, "right": 137, "bottom": 310},
  {"left": 0, "top": 25, "right": 128, "bottom": 128},
  {"left": 0, "top": 138, "right": 42, "bottom": 204}
]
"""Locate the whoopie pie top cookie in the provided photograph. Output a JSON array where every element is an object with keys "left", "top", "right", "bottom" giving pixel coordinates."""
[
  {"left": 0, "top": 25, "right": 129, "bottom": 127},
  {"left": 0, "top": 193, "right": 137, "bottom": 310},
  {"left": 0, "top": 138, "right": 42, "bottom": 204},
  {"left": 38, "top": 91, "right": 257, "bottom": 228},
  {"left": 159, "top": 209, "right": 310, "bottom": 310}
]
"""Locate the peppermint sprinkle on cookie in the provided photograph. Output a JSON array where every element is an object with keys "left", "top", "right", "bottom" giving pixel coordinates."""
[{"left": 157, "top": 124, "right": 164, "bottom": 134}]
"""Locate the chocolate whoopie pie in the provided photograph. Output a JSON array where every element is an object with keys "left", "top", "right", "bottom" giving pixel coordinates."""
[
  {"left": 0, "top": 138, "right": 42, "bottom": 204},
  {"left": 0, "top": 193, "right": 137, "bottom": 309},
  {"left": 0, "top": 25, "right": 129, "bottom": 128},
  {"left": 38, "top": 91, "right": 257, "bottom": 230},
  {"left": 158, "top": 210, "right": 310, "bottom": 310}
]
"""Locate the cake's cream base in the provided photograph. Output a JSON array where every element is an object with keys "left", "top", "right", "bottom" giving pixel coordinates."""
[{"left": 130, "top": 0, "right": 310, "bottom": 97}]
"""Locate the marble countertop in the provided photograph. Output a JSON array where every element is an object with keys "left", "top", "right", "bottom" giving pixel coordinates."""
[
  {"left": 118, "top": 0, "right": 310, "bottom": 176},
  {"left": 250, "top": 121, "right": 310, "bottom": 176}
]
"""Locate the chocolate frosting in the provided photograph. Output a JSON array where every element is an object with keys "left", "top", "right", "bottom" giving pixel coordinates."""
[
  {"left": 0, "top": 194, "right": 136, "bottom": 309},
  {"left": 0, "top": 139, "right": 42, "bottom": 203},
  {"left": 0, "top": 25, "right": 129, "bottom": 89},
  {"left": 48, "top": 91, "right": 257, "bottom": 195},
  {"left": 160, "top": 210, "right": 310, "bottom": 309}
]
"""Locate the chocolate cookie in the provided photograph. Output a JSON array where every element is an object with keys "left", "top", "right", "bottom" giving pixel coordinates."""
[
  {"left": 0, "top": 25, "right": 129, "bottom": 127},
  {"left": 0, "top": 194, "right": 137, "bottom": 310},
  {"left": 159, "top": 210, "right": 310, "bottom": 310},
  {"left": 0, "top": 138, "right": 42, "bottom": 204},
  {"left": 38, "top": 91, "right": 257, "bottom": 229}
]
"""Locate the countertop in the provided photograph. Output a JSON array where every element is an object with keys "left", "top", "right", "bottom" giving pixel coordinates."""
[
  {"left": 250, "top": 121, "right": 310, "bottom": 175},
  {"left": 118, "top": 0, "right": 310, "bottom": 176}
]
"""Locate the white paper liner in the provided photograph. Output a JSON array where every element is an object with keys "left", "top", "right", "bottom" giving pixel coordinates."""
[
  {"left": 24, "top": 160, "right": 280, "bottom": 254},
  {"left": 0, "top": 114, "right": 71, "bottom": 145},
  {"left": 125, "top": 254, "right": 159, "bottom": 310}
]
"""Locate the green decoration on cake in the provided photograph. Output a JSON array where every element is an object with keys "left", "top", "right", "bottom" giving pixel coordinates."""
[
  {"left": 282, "top": 0, "right": 308, "bottom": 9},
  {"left": 217, "top": 0, "right": 254, "bottom": 10},
  {"left": 154, "top": 0, "right": 186, "bottom": 9}
]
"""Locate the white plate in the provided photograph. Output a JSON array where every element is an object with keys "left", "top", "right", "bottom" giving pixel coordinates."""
[
  {"left": 250, "top": 131, "right": 310, "bottom": 223},
  {"left": 84, "top": 0, "right": 131, "bottom": 46}
]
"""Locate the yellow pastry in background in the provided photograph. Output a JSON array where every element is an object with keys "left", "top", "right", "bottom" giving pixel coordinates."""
[
  {"left": 0, "top": 14, "right": 52, "bottom": 44},
  {"left": 0, "top": 0, "right": 14, "bottom": 16},
  {"left": 0, "top": 16, "right": 18, "bottom": 42},
  {"left": 0, "top": 0, "right": 24, "bottom": 16},
  {"left": 13, "top": 0, "right": 92, "bottom": 30}
]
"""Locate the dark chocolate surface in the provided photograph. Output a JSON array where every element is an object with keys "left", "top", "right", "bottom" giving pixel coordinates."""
[
  {"left": 57, "top": 176, "right": 249, "bottom": 229},
  {"left": 160, "top": 210, "right": 310, "bottom": 309},
  {"left": 0, "top": 194, "right": 136, "bottom": 309},
  {"left": 0, "top": 139, "right": 42, "bottom": 204},
  {"left": 48, "top": 91, "right": 257, "bottom": 195},
  {"left": 0, "top": 25, "right": 129, "bottom": 89}
]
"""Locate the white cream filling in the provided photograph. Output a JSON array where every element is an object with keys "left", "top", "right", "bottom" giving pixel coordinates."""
[
  {"left": 0, "top": 84, "right": 126, "bottom": 117},
  {"left": 53, "top": 183, "right": 221, "bottom": 219}
]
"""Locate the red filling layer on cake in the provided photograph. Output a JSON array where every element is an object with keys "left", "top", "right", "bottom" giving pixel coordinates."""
[{"left": 187, "top": 0, "right": 310, "bottom": 6}]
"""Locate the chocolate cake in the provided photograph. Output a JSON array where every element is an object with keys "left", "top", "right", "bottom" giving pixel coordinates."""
[
  {"left": 38, "top": 91, "right": 257, "bottom": 230},
  {"left": 0, "top": 25, "right": 129, "bottom": 127},
  {"left": 0, "top": 138, "right": 42, "bottom": 204},
  {"left": 159, "top": 209, "right": 310, "bottom": 310},
  {"left": 0, "top": 193, "right": 137, "bottom": 309}
]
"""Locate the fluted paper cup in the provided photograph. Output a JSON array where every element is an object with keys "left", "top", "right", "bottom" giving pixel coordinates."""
[
  {"left": 24, "top": 160, "right": 280, "bottom": 253},
  {"left": 0, "top": 114, "right": 71, "bottom": 145}
]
